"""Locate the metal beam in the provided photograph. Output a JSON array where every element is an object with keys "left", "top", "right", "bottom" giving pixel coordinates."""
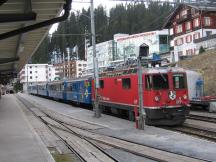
[
  {"left": 0, "top": 13, "right": 36, "bottom": 23},
  {"left": 0, "top": 57, "right": 19, "bottom": 64}
]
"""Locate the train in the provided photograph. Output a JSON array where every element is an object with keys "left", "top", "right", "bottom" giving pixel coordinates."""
[{"left": 28, "top": 67, "right": 190, "bottom": 126}]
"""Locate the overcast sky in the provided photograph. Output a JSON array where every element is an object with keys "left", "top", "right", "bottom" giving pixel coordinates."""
[
  {"left": 49, "top": 0, "right": 125, "bottom": 33},
  {"left": 49, "top": 0, "right": 174, "bottom": 34}
]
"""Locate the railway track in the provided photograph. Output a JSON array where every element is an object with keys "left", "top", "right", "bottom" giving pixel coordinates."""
[
  {"left": 16, "top": 95, "right": 206, "bottom": 162},
  {"left": 164, "top": 123, "right": 216, "bottom": 143},
  {"left": 162, "top": 113, "right": 216, "bottom": 143},
  {"left": 188, "top": 114, "right": 216, "bottom": 124}
]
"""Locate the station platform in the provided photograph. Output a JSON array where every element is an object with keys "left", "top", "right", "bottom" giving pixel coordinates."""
[
  {"left": 18, "top": 93, "right": 216, "bottom": 162},
  {"left": 0, "top": 94, "right": 54, "bottom": 162}
]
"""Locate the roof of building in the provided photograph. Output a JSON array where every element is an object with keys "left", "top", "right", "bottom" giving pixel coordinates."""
[{"left": 163, "top": 3, "right": 216, "bottom": 28}]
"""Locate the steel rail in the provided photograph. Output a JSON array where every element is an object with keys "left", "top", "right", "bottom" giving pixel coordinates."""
[{"left": 16, "top": 95, "right": 119, "bottom": 162}]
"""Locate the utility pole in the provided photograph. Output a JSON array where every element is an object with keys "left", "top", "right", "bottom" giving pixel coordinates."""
[
  {"left": 137, "top": 56, "right": 145, "bottom": 129},
  {"left": 136, "top": 44, "right": 148, "bottom": 130},
  {"left": 67, "top": 50, "right": 70, "bottom": 79},
  {"left": 63, "top": 52, "right": 65, "bottom": 79},
  {"left": 27, "top": 64, "right": 29, "bottom": 93},
  {"left": 90, "top": 0, "right": 101, "bottom": 118}
]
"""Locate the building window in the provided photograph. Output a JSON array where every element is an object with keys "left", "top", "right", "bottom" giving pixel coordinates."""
[
  {"left": 78, "top": 64, "right": 82, "bottom": 67},
  {"left": 193, "top": 32, "right": 200, "bottom": 40},
  {"left": 35, "top": 76, "right": 38, "bottom": 78},
  {"left": 206, "top": 31, "right": 212, "bottom": 37},
  {"left": 30, "top": 76, "right": 32, "bottom": 79},
  {"left": 181, "top": 10, "right": 187, "bottom": 17},
  {"left": 178, "top": 51, "right": 183, "bottom": 56},
  {"left": 30, "top": 71, "right": 32, "bottom": 74},
  {"left": 185, "top": 21, "right": 191, "bottom": 31},
  {"left": 29, "top": 66, "right": 32, "bottom": 68},
  {"left": 122, "top": 78, "right": 131, "bottom": 89},
  {"left": 193, "top": 18, "right": 200, "bottom": 27},
  {"left": 176, "top": 24, "right": 183, "bottom": 33},
  {"left": 204, "top": 17, "right": 211, "bottom": 26},
  {"left": 35, "top": 71, "right": 37, "bottom": 73},
  {"left": 191, "top": 8, "right": 196, "bottom": 15},
  {"left": 186, "top": 49, "right": 193, "bottom": 55},
  {"left": 175, "top": 38, "right": 184, "bottom": 46},
  {"left": 186, "top": 35, "right": 192, "bottom": 43}
]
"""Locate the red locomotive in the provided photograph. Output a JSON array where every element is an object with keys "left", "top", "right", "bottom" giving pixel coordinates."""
[{"left": 92, "top": 67, "right": 190, "bottom": 125}]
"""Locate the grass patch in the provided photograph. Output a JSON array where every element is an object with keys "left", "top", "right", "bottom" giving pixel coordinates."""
[{"left": 52, "top": 153, "right": 75, "bottom": 162}]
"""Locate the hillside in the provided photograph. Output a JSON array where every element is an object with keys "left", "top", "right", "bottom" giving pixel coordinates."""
[{"left": 178, "top": 50, "right": 216, "bottom": 96}]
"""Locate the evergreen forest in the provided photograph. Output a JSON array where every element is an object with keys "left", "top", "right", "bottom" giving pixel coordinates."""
[{"left": 32, "top": 1, "right": 174, "bottom": 63}]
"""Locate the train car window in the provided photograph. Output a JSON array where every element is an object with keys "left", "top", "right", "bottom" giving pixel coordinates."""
[
  {"left": 72, "top": 84, "right": 77, "bottom": 91},
  {"left": 152, "top": 74, "right": 169, "bottom": 90},
  {"left": 99, "top": 80, "right": 104, "bottom": 89},
  {"left": 66, "top": 83, "right": 72, "bottom": 91},
  {"left": 173, "top": 74, "right": 186, "bottom": 89},
  {"left": 122, "top": 78, "right": 131, "bottom": 89},
  {"left": 145, "top": 75, "right": 153, "bottom": 89},
  {"left": 61, "top": 83, "right": 64, "bottom": 91}
]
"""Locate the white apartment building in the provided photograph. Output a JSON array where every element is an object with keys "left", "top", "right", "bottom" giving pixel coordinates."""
[
  {"left": 86, "top": 40, "right": 114, "bottom": 74},
  {"left": 19, "top": 64, "right": 58, "bottom": 92},
  {"left": 86, "top": 30, "right": 170, "bottom": 74},
  {"left": 114, "top": 29, "right": 169, "bottom": 60}
]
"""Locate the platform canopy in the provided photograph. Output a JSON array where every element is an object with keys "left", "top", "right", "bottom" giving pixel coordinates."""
[{"left": 0, "top": 0, "right": 70, "bottom": 84}]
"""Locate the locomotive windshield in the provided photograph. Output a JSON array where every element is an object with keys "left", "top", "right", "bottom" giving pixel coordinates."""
[
  {"left": 173, "top": 74, "right": 186, "bottom": 89},
  {"left": 145, "top": 74, "right": 169, "bottom": 90}
]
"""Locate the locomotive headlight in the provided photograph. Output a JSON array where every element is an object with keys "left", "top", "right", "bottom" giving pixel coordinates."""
[
  {"left": 154, "top": 96, "right": 160, "bottom": 102},
  {"left": 183, "top": 95, "right": 187, "bottom": 100}
]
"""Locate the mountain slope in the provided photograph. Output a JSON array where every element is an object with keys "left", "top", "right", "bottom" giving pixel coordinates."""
[{"left": 178, "top": 50, "right": 216, "bottom": 96}]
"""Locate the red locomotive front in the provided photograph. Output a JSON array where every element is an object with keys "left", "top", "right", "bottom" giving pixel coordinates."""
[{"left": 92, "top": 67, "right": 190, "bottom": 126}]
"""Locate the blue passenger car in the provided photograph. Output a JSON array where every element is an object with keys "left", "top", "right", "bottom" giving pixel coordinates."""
[
  {"left": 65, "top": 78, "right": 92, "bottom": 105},
  {"left": 28, "top": 85, "right": 38, "bottom": 95},
  {"left": 47, "top": 81, "right": 64, "bottom": 100},
  {"left": 37, "top": 83, "right": 48, "bottom": 97}
]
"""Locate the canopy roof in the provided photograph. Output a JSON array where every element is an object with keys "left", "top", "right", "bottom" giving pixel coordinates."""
[{"left": 0, "top": 0, "right": 69, "bottom": 84}]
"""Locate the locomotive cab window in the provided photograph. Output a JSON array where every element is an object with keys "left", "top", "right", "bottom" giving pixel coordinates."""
[
  {"left": 145, "top": 75, "right": 153, "bottom": 89},
  {"left": 99, "top": 80, "right": 104, "bottom": 89},
  {"left": 152, "top": 74, "right": 169, "bottom": 90},
  {"left": 122, "top": 78, "right": 131, "bottom": 89},
  {"left": 173, "top": 74, "right": 186, "bottom": 89}
]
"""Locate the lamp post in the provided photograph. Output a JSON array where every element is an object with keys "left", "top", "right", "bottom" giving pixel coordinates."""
[{"left": 90, "top": 0, "right": 100, "bottom": 118}]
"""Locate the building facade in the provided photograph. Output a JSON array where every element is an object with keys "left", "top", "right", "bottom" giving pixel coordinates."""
[
  {"left": 163, "top": 4, "right": 216, "bottom": 61},
  {"left": 19, "top": 64, "right": 57, "bottom": 92},
  {"left": 54, "top": 60, "right": 87, "bottom": 79},
  {"left": 114, "top": 30, "right": 169, "bottom": 61},
  {"left": 86, "top": 30, "right": 170, "bottom": 74},
  {"left": 86, "top": 40, "right": 114, "bottom": 74}
]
